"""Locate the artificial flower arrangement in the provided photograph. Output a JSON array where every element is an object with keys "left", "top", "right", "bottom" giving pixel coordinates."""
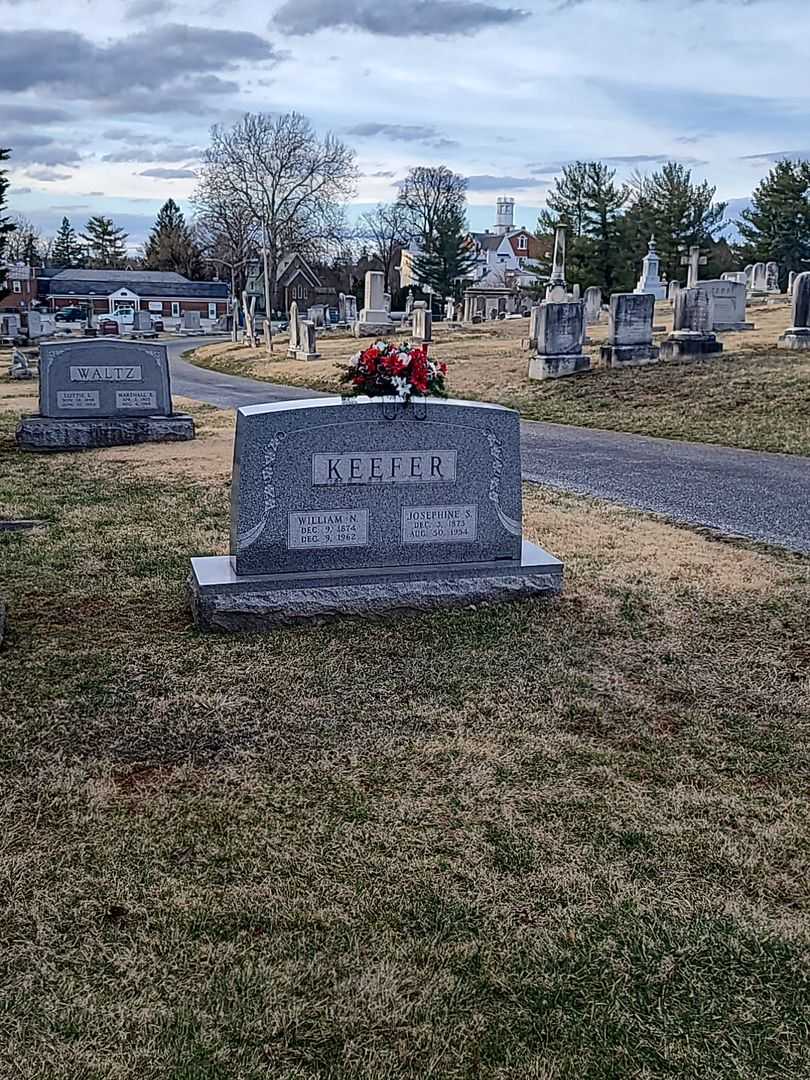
[{"left": 340, "top": 341, "right": 448, "bottom": 401}]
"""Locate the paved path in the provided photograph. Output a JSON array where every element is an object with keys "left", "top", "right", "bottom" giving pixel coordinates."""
[{"left": 167, "top": 339, "right": 810, "bottom": 555}]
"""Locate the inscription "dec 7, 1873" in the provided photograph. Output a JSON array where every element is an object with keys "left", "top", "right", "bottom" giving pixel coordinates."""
[{"left": 312, "top": 450, "right": 456, "bottom": 485}]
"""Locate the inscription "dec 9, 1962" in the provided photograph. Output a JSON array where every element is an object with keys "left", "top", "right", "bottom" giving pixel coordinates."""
[{"left": 312, "top": 450, "right": 456, "bottom": 485}]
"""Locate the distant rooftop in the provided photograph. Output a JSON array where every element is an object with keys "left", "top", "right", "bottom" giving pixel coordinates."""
[{"left": 51, "top": 269, "right": 190, "bottom": 283}]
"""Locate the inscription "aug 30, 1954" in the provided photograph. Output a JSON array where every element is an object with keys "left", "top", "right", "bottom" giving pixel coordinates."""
[{"left": 312, "top": 450, "right": 456, "bottom": 485}]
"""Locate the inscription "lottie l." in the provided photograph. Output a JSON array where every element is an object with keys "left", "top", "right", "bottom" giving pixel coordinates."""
[{"left": 312, "top": 450, "right": 456, "bottom": 485}]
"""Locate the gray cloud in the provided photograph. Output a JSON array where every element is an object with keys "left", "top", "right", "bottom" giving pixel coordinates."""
[
  {"left": 347, "top": 122, "right": 458, "bottom": 149},
  {"left": 10, "top": 187, "right": 32, "bottom": 195},
  {"left": 101, "top": 142, "right": 202, "bottom": 163},
  {"left": 139, "top": 167, "right": 198, "bottom": 179},
  {"left": 4, "top": 103, "right": 70, "bottom": 124},
  {"left": 5, "top": 131, "right": 81, "bottom": 167},
  {"left": 465, "top": 174, "right": 548, "bottom": 191},
  {"left": 27, "top": 167, "right": 71, "bottom": 182},
  {"left": 739, "top": 149, "right": 810, "bottom": 164},
  {"left": 361, "top": 170, "right": 396, "bottom": 178},
  {"left": 126, "top": 0, "right": 174, "bottom": 17},
  {"left": 0, "top": 26, "right": 281, "bottom": 114},
  {"left": 273, "top": 0, "right": 529, "bottom": 37}
]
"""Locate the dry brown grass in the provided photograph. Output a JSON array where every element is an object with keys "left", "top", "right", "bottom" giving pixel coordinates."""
[
  {"left": 192, "top": 299, "right": 810, "bottom": 455},
  {"left": 1, "top": 395, "right": 809, "bottom": 1078}
]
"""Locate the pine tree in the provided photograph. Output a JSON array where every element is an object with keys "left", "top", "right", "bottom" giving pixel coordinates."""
[
  {"left": 412, "top": 207, "right": 476, "bottom": 299},
  {"left": 624, "top": 162, "right": 727, "bottom": 285},
  {"left": 51, "top": 216, "right": 85, "bottom": 268},
  {"left": 737, "top": 160, "right": 810, "bottom": 285},
  {"left": 0, "top": 148, "right": 13, "bottom": 300},
  {"left": 142, "top": 198, "right": 203, "bottom": 278},
  {"left": 82, "top": 215, "right": 129, "bottom": 268}
]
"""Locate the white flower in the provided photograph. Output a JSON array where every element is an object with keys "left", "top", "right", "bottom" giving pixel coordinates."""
[
  {"left": 391, "top": 376, "right": 411, "bottom": 399},
  {"left": 350, "top": 351, "right": 362, "bottom": 365},
  {"left": 399, "top": 352, "right": 410, "bottom": 368}
]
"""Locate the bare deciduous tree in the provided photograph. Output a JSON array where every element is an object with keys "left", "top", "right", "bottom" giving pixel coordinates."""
[
  {"left": 397, "top": 166, "right": 467, "bottom": 250},
  {"left": 196, "top": 112, "right": 357, "bottom": 351},
  {"left": 359, "top": 202, "right": 413, "bottom": 294}
]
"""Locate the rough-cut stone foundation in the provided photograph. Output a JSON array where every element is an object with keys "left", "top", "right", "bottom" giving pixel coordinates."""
[
  {"left": 528, "top": 354, "right": 590, "bottom": 380},
  {"left": 16, "top": 414, "right": 195, "bottom": 451}
]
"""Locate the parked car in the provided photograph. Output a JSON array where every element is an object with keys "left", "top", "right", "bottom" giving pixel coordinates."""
[{"left": 54, "top": 306, "right": 86, "bottom": 322}]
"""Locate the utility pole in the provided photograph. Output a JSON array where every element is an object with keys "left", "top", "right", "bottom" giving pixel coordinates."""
[{"left": 262, "top": 219, "right": 273, "bottom": 354}]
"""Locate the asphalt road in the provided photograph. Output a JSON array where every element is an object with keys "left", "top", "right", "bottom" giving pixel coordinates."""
[{"left": 167, "top": 338, "right": 810, "bottom": 555}]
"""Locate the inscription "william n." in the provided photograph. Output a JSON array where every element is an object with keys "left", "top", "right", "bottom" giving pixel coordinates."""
[
  {"left": 312, "top": 450, "right": 456, "bottom": 486},
  {"left": 69, "top": 365, "right": 143, "bottom": 382}
]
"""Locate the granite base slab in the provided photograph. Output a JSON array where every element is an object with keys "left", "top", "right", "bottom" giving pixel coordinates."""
[
  {"left": 16, "top": 413, "right": 195, "bottom": 451},
  {"left": 354, "top": 322, "right": 395, "bottom": 338},
  {"left": 600, "top": 344, "right": 660, "bottom": 368},
  {"left": 659, "top": 335, "right": 723, "bottom": 361},
  {"left": 715, "top": 322, "right": 754, "bottom": 332},
  {"left": 528, "top": 353, "right": 591, "bottom": 380},
  {"left": 779, "top": 330, "right": 810, "bottom": 351},
  {"left": 294, "top": 350, "right": 320, "bottom": 361},
  {"left": 188, "top": 540, "right": 563, "bottom": 632}
]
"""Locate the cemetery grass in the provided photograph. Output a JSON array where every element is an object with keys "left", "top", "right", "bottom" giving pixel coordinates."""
[
  {"left": 191, "top": 302, "right": 810, "bottom": 456},
  {"left": 2, "top": 401, "right": 810, "bottom": 1079}
]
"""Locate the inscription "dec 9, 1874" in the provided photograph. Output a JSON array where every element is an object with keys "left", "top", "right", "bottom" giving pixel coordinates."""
[{"left": 312, "top": 450, "right": 456, "bottom": 485}]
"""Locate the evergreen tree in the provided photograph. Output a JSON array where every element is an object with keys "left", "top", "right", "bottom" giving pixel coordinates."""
[
  {"left": 624, "top": 162, "right": 727, "bottom": 285},
  {"left": 82, "top": 215, "right": 128, "bottom": 268},
  {"left": 51, "top": 216, "right": 85, "bottom": 268},
  {"left": 412, "top": 207, "right": 476, "bottom": 299},
  {"left": 0, "top": 148, "right": 13, "bottom": 300},
  {"left": 537, "top": 162, "right": 629, "bottom": 291},
  {"left": 142, "top": 198, "right": 203, "bottom": 278},
  {"left": 737, "top": 160, "right": 810, "bottom": 286}
]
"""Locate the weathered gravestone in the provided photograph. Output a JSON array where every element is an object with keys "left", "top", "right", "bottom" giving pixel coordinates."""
[
  {"left": 528, "top": 301, "right": 590, "bottom": 380},
  {"left": 412, "top": 301, "right": 432, "bottom": 344},
  {"left": 344, "top": 295, "right": 358, "bottom": 324},
  {"left": 700, "top": 280, "right": 753, "bottom": 331},
  {"left": 667, "top": 280, "right": 681, "bottom": 303},
  {"left": 309, "top": 304, "right": 327, "bottom": 329},
  {"left": 584, "top": 286, "right": 602, "bottom": 325},
  {"left": 295, "top": 320, "right": 320, "bottom": 361},
  {"left": 188, "top": 397, "right": 563, "bottom": 630},
  {"left": 750, "top": 263, "right": 768, "bottom": 294},
  {"left": 133, "top": 310, "right": 152, "bottom": 332},
  {"left": 16, "top": 339, "right": 194, "bottom": 450},
  {"left": 26, "top": 311, "right": 44, "bottom": 339},
  {"left": 659, "top": 287, "right": 723, "bottom": 361},
  {"left": 355, "top": 271, "right": 393, "bottom": 337},
  {"left": 9, "top": 348, "right": 34, "bottom": 380},
  {"left": 778, "top": 272, "right": 810, "bottom": 351},
  {"left": 183, "top": 310, "right": 202, "bottom": 331},
  {"left": 287, "top": 301, "right": 300, "bottom": 357},
  {"left": 765, "top": 261, "right": 780, "bottom": 293},
  {"left": 600, "top": 293, "right": 659, "bottom": 368},
  {"left": 788, "top": 271, "right": 797, "bottom": 297}
]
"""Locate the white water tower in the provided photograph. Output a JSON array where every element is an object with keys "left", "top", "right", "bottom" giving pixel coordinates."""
[{"left": 495, "top": 197, "right": 515, "bottom": 234}]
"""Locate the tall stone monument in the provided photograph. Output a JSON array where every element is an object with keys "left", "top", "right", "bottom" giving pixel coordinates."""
[
  {"left": 355, "top": 271, "right": 393, "bottom": 337},
  {"left": 545, "top": 224, "right": 568, "bottom": 301},
  {"left": 188, "top": 397, "right": 564, "bottom": 630},
  {"left": 634, "top": 236, "right": 667, "bottom": 300},
  {"left": 600, "top": 293, "right": 659, "bottom": 368},
  {"left": 16, "top": 340, "right": 194, "bottom": 450},
  {"left": 681, "top": 245, "right": 707, "bottom": 290},
  {"left": 778, "top": 272, "right": 810, "bottom": 351},
  {"left": 659, "top": 287, "right": 723, "bottom": 361},
  {"left": 287, "top": 301, "right": 300, "bottom": 358},
  {"left": 528, "top": 301, "right": 590, "bottom": 380}
]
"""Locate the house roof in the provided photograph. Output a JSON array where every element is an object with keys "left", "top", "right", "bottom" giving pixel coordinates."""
[
  {"left": 507, "top": 231, "right": 545, "bottom": 260},
  {"left": 40, "top": 269, "right": 229, "bottom": 300},
  {"left": 51, "top": 269, "right": 190, "bottom": 283},
  {"left": 470, "top": 232, "right": 507, "bottom": 252}
]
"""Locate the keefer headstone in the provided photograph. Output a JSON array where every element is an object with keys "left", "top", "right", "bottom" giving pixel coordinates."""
[
  {"left": 16, "top": 339, "right": 194, "bottom": 450},
  {"left": 528, "top": 301, "right": 590, "bottom": 380},
  {"left": 584, "top": 286, "right": 602, "bottom": 325},
  {"left": 412, "top": 301, "right": 432, "bottom": 344},
  {"left": 183, "top": 309, "right": 202, "bottom": 331},
  {"left": 287, "top": 301, "right": 300, "bottom": 357},
  {"left": 295, "top": 320, "right": 320, "bottom": 361},
  {"left": 188, "top": 397, "right": 563, "bottom": 630},
  {"left": 355, "top": 271, "right": 393, "bottom": 337},
  {"left": 659, "top": 287, "right": 723, "bottom": 361},
  {"left": 634, "top": 236, "right": 667, "bottom": 300},
  {"left": 778, "top": 272, "right": 810, "bottom": 351},
  {"left": 600, "top": 293, "right": 659, "bottom": 368},
  {"left": 700, "top": 279, "right": 754, "bottom": 331},
  {"left": 765, "top": 261, "right": 780, "bottom": 293}
]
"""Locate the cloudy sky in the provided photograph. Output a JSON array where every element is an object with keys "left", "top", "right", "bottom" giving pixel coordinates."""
[{"left": 2, "top": 0, "right": 809, "bottom": 246}]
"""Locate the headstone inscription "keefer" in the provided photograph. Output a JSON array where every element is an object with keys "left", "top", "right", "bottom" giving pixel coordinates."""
[{"left": 189, "top": 397, "right": 563, "bottom": 630}]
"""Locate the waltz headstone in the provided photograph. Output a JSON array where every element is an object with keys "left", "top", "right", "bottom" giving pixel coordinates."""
[
  {"left": 634, "top": 236, "right": 667, "bottom": 300},
  {"left": 700, "top": 280, "right": 753, "bottom": 331},
  {"left": 600, "top": 293, "right": 659, "bottom": 368},
  {"left": 188, "top": 397, "right": 564, "bottom": 630},
  {"left": 412, "top": 302, "right": 432, "bottom": 344},
  {"left": 528, "top": 301, "right": 590, "bottom": 380},
  {"left": 778, "top": 272, "right": 810, "bottom": 351},
  {"left": 765, "top": 261, "right": 780, "bottom": 293},
  {"left": 355, "top": 271, "right": 394, "bottom": 337},
  {"left": 659, "top": 287, "right": 723, "bottom": 361},
  {"left": 16, "top": 339, "right": 194, "bottom": 450},
  {"left": 183, "top": 310, "right": 202, "bottom": 332},
  {"left": 584, "top": 287, "right": 602, "bottom": 325},
  {"left": 287, "top": 301, "right": 300, "bottom": 357},
  {"left": 295, "top": 320, "right": 320, "bottom": 361}
]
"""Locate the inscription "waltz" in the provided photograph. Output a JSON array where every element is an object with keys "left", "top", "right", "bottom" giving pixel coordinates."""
[
  {"left": 69, "top": 365, "right": 143, "bottom": 382},
  {"left": 312, "top": 450, "right": 456, "bottom": 485}
]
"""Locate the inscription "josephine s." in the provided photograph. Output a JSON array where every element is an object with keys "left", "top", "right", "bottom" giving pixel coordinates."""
[
  {"left": 312, "top": 450, "right": 456, "bottom": 486},
  {"left": 402, "top": 504, "right": 477, "bottom": 544},
  {"left": 69, "top": 365, "right": 143, "bottom": 382}
]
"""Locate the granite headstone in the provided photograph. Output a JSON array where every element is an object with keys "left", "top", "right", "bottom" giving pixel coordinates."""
[
  {"left": 600, "top": 293, "right": 659, "bottom": 367},
  {"left": 778, "top": 272, "right": 810, "bottom": 350},
  {"left": 528, "top": 301, "right": 590, "bottom": 380}
]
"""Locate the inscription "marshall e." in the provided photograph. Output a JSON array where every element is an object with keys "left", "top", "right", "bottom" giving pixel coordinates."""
[
  {"left": 312, "top": 450, "right": 456, "bottom": 485},
  {"left": 69, "top": 365, "right": 143, "bottom": 382}
]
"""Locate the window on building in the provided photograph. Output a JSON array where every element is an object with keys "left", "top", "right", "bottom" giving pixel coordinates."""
[
  {"left": 517, "top": 235, "right": 528, "bottom": 251},
  {"left": 12, "top": 281, "right": 21, "bottom": 293},
  {"left": 292, "top": 284, "right": 306, "bottom": 300},
  {"left": 208, "top": 303, "right": 217, "bottom": 320},
  {"left": 171, "top": 302, "right": 180, "bottom": 317}
]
